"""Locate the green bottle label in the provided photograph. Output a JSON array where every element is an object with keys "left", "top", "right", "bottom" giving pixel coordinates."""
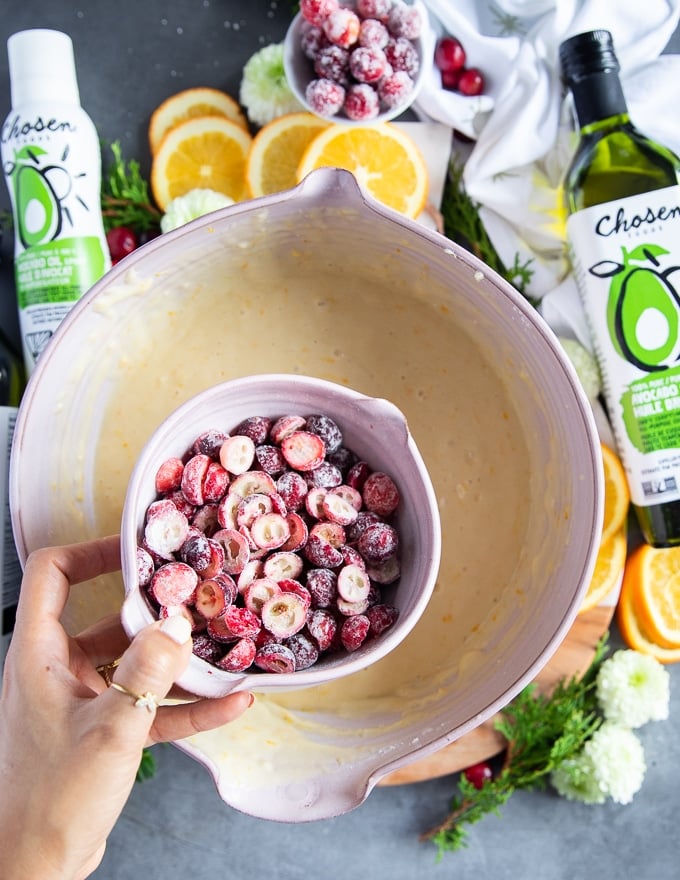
[
  {"left": 1, "top": 123, "right": 110, "bottom": 371},
  {"left": 567, "top": 185, "right": 680, "bottom": 507},
  {"left": 15, "top": 237, "right": 107, "bottom": 307}
]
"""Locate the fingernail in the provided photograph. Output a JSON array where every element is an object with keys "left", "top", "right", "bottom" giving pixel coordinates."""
[
  {"left": 159, "top": 615, "right": 192, "bottom": 645},
  {"left": 248, "top": 692, "right": 255, "bottom": 707}
]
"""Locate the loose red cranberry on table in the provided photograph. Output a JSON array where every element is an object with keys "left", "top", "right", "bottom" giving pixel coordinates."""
[
  {"left": 434, "top": 34, "right": 487, "bottom": 98},
  {"left": 434, "top": 36, "right": 466, "bottom": 73},
  {"left": 106, "top": 225, "right": 138, "bottom": 264},
  {"left": 137, "top": 411, "right": 402, "bottom": 674},
  {"left": 457, "top": 67, "right": 485, "bottom": 97},
  {"left": 464, "top": 762, "right": 493, "bottom": 789}
]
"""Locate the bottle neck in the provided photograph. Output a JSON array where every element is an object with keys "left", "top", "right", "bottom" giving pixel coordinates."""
[{"left": 569, "top": 69, "right": 629, "bottom": 129}]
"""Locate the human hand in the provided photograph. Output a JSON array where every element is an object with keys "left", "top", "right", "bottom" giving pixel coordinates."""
[{"left": 0, "top": 535, "right": 253, "bottom": 880}]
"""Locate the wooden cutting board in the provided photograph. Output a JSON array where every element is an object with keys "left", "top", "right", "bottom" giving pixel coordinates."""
[{"left": 380, "top": 605, "right": 614, "bottom": 786}]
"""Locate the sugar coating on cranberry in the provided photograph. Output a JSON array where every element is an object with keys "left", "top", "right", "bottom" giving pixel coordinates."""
[
  {"left": 301, "top": 0, "right": 340, "bottom": 26},
  {"left": 344, "top": 82, "right": 380, "bottom": 120},
  {"left": 378, "top": 70, "right": 414, "bottom": 108},
  {"left": 323, "top": 7, "right": 361, "bottom": 48},
  {"left": 305, "top": 413, "right": 343, "bottom": 454},
  {"left": 305, "top": 78, "right": 346, "bottom": 116},
  {"left": 349, "top": 45, "right": 387, "bottom": 83},
  {"left": 384, "top": 36, "right": 420, "bottom": 77},
  {"left": 387, "top": 2, "right": 422, "bottom": 39},
  {"left": 357, "top": 0, "right": 392, "bottom": 21},
  {"left": 314, "top": 45, "right": 351, "bottom": 85},
  {"left": 359, "top": 18, "right": 389, "bottom": 49},
  {"left": 137, "top": 410, "right": 404, "bottom": 676}
]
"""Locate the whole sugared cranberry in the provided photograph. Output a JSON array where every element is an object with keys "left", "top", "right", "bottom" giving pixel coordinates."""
[
  {"left": 378, "top": 70, "right": 414, "bottom": 108},
  {"left": 314, "top": 44, "right": 351, "bottom": 85},
  {"left": 300, "top": 0, "right": 339, "bottom": 26},
  {"left": 344, "top": 82, "right": 380, "bottom": 120},
  {"left": 305, "top": 77, "right": 346, "bottom": 116},
  {"left": 386, "top": 2, "right": 422, "bottom": 40},
  {"left": 349, "top": 45, "right": 388, "bottom": 84},
  {"left": 384, "top": 36, "right": 420, "bottom": 77},
  {"left": 434, "top": 36, "right": 466, "bottom": 73},
  {"left": 356, "top": 0, "right": 391, "bottom": 22},
  {"left": 358, "top": 18, "right": 389, "bottom": 49},
  {"left": 457, "top": 67, "right": 485, "bottom": 96},
  {"left": 323, "top": 7, "right": 361, "bottom": 48},
  {"left": 300, "top": 23, "right": 329, "bottom": 59}
]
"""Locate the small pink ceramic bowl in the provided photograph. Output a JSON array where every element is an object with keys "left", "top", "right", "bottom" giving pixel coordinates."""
[{"left": 120, "top": 373, "right": 441, "bottom": 698}]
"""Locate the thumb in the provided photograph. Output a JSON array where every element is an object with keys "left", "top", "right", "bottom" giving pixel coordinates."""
[{"left": 100, "top": 615, "right": 193, "bottom": 742}]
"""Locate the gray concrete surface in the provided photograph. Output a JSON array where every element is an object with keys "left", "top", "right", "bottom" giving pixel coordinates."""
[{"left": 1, "top": 3, "right": 679, "bottom": 878}]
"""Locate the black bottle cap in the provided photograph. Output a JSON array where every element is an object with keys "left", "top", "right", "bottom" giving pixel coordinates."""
[{"left": 559, "top": 30, "right": 620, "bottom": 82}]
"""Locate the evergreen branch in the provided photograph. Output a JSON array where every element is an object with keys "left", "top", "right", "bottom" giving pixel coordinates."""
[
  {"left": 440, "top": 158, "right": 535, "bottom": 299},
  {"left": 421, "top": 635, "right": 609, "bottom": 856},
  {"left": 101, "top": 140, "right": 161, "bottom": 232},
  {"left": 135, "top": 747, "right": 157, "bottom": 782}
]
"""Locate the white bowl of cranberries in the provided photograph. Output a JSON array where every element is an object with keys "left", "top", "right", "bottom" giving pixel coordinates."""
[
  {"left": 120, "top": 373, "right": 441, "bottom": 697},
  {"left": 284, "top": 0, "right": 434, "bottom": 123}
]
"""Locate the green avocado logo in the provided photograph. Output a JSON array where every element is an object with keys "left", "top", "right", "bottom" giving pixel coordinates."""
[
  {"left": 6, "top": 143, "right": 85, "bottom": 249},
  {"left": 588, "top": 244, "right": 680, "bottom": 373}
]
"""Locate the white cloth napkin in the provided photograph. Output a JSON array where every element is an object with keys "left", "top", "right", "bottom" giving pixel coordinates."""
[{"left": 413, "top": 0, "right": 680, "bottom": 348}]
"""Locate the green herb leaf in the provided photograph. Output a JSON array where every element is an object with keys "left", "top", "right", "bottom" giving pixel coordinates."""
[
  {"left": 421, "top": 635, "right": 609, "bottom": 856},
  {"left": 135, "top": 747, "right": 157, "bottom": 783},
  {"left": 101, "top": 141, "right": 161, "bottom": 233}
]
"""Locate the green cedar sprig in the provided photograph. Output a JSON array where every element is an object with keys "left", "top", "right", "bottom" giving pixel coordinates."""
[
  {"left": 440, "top": 157, "right": 535, "bottom": 300},
  {"left": 100, "top": 141, "right": 161, "bottom": 233},
  {"left": 421, "top": 635, "right": 609, "bottom": 857},
  {"left": 135, "top": 747, "right": 157, "bottom": 783}
]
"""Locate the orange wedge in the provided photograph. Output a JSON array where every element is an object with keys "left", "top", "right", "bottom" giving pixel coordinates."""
[
  {"left": 151, "top": 116, "right": 252, "bottom": 211},
  {"left": 620, "top": 542, "right": 680, "bottom": 649},
  {"left": 579, "top": 526, "right": 627, "bottom": 613},
  {"left": 600, "top": 443, "right": 630, "bottom": 544},
  {"left": 148, "top": 86, "right": 248, "bottom": 155},
  {"left": 296, "top": 122, "right": 429, "bottom": 219},
  {"left": 617, "top": 544, "right": 680, "bottom": 663},
  {"left": 246, "top": 112, "right": 330, "bottom": 198}
]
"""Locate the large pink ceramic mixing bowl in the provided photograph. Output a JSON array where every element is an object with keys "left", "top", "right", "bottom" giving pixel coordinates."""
[{"left": 10, "top": 168, "right": 602, "bottom": 822}]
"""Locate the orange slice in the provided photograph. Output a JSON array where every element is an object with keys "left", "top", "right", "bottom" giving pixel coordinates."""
[
  {"left": 620, "top": 542, "right": 680, "bottom": 649},
  {"left": 600, "top": 443, "right": 630, "bottom": 544},
  {"left": 617, "top": 545, "right": 680, "bottom": 663},
  {"left": 296, "top": 122, "right": 429, "bottom": 219},
  {"left": 246, "top": 112, "right": 331, "bottom": 198},
  {"left": 151, "top": 116, "right": 252, "bottom": 211},
  {"left": 578, "top": 526, "right": 627, "bottom": 614},
  {"left": 148, "top": 87, "right": 248, "bottom": 155}
]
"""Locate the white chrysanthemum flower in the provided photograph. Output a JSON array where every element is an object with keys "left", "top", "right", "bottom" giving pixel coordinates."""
[
  {"left": 585, "top": 722, "right": 646, "bottom": 805},
  {"left": 596, "top": 649, "right": 670, "bottom": 729},
  {"left": 551, "top": 752, "right": 606, "bottom": 805},
  {"left": 239, "top": 43, "right": 303, "bottom": 127},
  {"left": 160, "top": 189, "right": 234, "bottom": 233},
  {"left": 558, "top": 336, "right": 602, "bottom": 401}
]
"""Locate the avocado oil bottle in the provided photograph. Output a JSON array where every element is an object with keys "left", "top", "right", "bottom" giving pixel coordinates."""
[{"left": 560, "top": 30, "right": 680, "bottom": 547}]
